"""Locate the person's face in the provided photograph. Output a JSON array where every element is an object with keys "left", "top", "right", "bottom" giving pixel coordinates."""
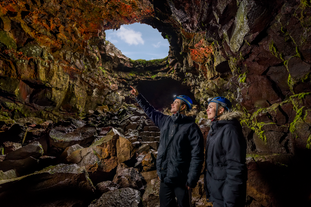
[
  {"left": 206, "top": 102, "right": 224, "bottom": 120},
  {"left": 171, "top": 99, "right": 183, "bottom": 113}
]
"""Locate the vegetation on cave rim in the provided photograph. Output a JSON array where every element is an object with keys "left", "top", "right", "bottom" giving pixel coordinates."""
[{"left": 129, "top": 57, "right": 168, "bottom": 67}]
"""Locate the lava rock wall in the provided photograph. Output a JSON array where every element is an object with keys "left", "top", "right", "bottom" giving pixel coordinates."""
[{"left": 0, "top": 0, "right": 311, "bottom": 206}]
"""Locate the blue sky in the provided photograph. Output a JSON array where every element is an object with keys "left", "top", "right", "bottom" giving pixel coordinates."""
[{"left": 105, "top": 23, "right": 170, "bottom": 60}]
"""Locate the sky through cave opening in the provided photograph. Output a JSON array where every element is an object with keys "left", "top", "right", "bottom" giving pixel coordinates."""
[{"left": 105, "top": 23, "right": 169, "bottom": 60}]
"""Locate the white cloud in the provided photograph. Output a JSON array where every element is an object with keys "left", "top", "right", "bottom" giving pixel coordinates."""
[
  {"left": 107, "top": 38, "right": 118, "bottom": 44},
  {"left": 115, "top": 26, "right": 144, "bottom": 45},
  {"left": 152, "top": 41, "right": 161, "bottom": 48}
]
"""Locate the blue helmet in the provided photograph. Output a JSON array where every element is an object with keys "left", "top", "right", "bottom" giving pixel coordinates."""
[
  {"left": 208, "top": 96, "right": 232, "bottom": 111},
  {"left": 174, "top": 95, "right": 193, "bottom": 110}
]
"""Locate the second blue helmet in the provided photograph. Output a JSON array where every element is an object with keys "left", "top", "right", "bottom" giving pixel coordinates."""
[{"left": 208, "top": 96, "right": 232, "bottom": 111}]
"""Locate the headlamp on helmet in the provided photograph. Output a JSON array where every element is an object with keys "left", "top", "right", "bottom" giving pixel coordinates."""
[{"left": 174, "top": 95, "right": 193, "bottom": 110}]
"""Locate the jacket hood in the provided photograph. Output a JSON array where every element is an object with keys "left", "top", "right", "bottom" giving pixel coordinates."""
[
  {"left": 171, "top": 113, "right": 195, "bottom": 123},
  {"left": 218, "top": 111, "right": 243, "bottom": 121}
]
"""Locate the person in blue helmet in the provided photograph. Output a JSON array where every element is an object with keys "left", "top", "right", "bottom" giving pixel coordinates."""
[
  {"left": 130, "top": 86, "right": 204, "bottom": 207},
  {"left": 204, "top": 97, "right": 247, "bottom": 207}
]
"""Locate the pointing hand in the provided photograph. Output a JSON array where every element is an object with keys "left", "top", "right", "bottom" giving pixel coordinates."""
[{"left": 130, "top": 86, "right": 139, "bottom": 96}]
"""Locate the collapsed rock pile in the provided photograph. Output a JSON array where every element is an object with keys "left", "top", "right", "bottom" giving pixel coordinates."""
[{"left": 0, "top": 106, "right": 170, "bottom": 207}]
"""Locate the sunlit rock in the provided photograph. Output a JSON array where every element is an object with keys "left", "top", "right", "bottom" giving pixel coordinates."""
[
  {"left": 49, "top": 126, "right": 96, "bottom": 149},
  {"left": 116, "top": 135, "right": 134, "bottom": 164},
  {"left": 112, "top": 164, "right": 146, "bottom": 191},
  {"left": 141, "top": 150, "right": 157, "bottom": 172},
  {"left": 96, "top": 180, "right": 119, "bottom": 194},
  {"left": 142, "top": 178, "right": 160, "bottom": 207},
  {"left": 89, "top": 187, "right": 141, "bottom": 207}
]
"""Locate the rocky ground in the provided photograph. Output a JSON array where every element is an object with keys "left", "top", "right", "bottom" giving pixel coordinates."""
[{"left": 0, "top": 106, "right": 209, "bottom": 207}]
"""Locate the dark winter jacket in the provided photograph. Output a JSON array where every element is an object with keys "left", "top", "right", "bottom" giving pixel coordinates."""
[
  {"left": 204, "top": 111, "right": 247, "bottom": 207},
  {"left": 136, "top": 94, "right": 204, "bottom": 188}
]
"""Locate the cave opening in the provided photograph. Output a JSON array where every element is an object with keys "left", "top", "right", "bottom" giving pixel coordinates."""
[
  {"left": 105, "top": 23, "right": 169, "bottom": 60},
  {"left": 136, "top": 78, "right": 196, "bottom": 111}
]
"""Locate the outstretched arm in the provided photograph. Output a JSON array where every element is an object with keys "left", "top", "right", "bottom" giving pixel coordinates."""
[{"left": 130, "top": 86, "right": 167, "bottom": 128}]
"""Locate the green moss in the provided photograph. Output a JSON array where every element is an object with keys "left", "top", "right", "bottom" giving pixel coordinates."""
[
  {"left": 301, "top": 72, "right": 310, "bottom": 82},
  {"left": 135, "top": 59, "right": 147, "bottom": 65},
  {"left": 240, "top": 107, "right": 277, "bottom": 142},
  {"left": 0, "top": 31, "right": 17, "bottom": 50},
  {"left": 297, "top": 92, "right": 310, "bottom": 100},
  {"left": 228, "top": 56, "right": 241, "bottom": 75},
  {"left": 251, "top": 108, "right": 266, "bottom": 120},
  {"left": 246, "top": 154, "right": 267, "bottom": 161},
  {"left": 83, "top": 168, "right": 96, "bottom": 191},
  {"left": 295, "top": 46, "right": 301, "bottom": 58},
  {"left": 306, "top": 135, "right": 311, "bottom": 149},
  {"left": 288, "top": 93, "right": 310, "bottom": 136},
  {"left": 269, "top": 41, "right": 284, "bottom": 61},
  {"left": 99, "top": 67, "right": 106, "bottom": 75},
  {"left": 229, "top": 0, "right": 250, "bottom": 53},
  {"left": 289, "top": 106, "right": 304, "bottom": 134},
  {"left": 238, "top": 72, "right": 247, "bottom": 83},
  {"left": 252, "top": 122, "right": 276, "bottom": 141},
  {"left": 300, "top": 0, "right": 311, "bottom": 9},
  {"left": 287, "top": 74, "right": 295, "bottom": 94},
  {"left": 130, "top": 57, "right": 167, "bottom": 66}
]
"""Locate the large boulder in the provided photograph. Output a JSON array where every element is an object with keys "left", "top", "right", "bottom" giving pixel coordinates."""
[
  {"left": 116, "top": 135, "right": 135, "bottom": 164},
  {"left": 49, "top": 126, "right": 97, "bottom": 149},
  {"left": 88, "top": 187, "right": 141, "bottom": 207},
  {"left": 96, "top": 180, "right": 119, "bottom": 194},
  {"left": 112, "top": 164, "right": 146, "bottom": 192},
  {"left": 63, "top": 130, "right": 120, "bottom": 181},
  {"left": 0, "top": 164, "right": 95, "bottom": 207},
  {"left": 0, "top": 141, "right": 44, "bottom": 175},
  {"left": 142, "top": 178, "right": 160, "bottom": 207}
]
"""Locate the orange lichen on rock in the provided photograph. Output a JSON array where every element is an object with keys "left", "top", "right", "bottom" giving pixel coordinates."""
[
  {"left": 0, "top": 0, "right": 154, "bottom": 51},
  {"left": 190, "top": 39, "right": 213, "bottom": 64},
  {"left": 181, "top": 29, "right": 195, "bottom": 40}
]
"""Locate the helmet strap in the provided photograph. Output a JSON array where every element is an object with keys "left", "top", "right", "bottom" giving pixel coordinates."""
[
  {"left": 214, "top": 103, "right": 220, "bottom": 120},
  {"left": 177, "top": 102, "right": 186, "bottom": 114}
]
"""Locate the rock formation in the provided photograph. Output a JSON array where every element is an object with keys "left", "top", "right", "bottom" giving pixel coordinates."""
[{"left": 0, "top": 0, "right": 311, "bottom": 206}]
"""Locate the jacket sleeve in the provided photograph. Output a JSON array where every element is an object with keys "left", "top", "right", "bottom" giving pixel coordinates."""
[
  {"left": 135, "top": 93, "right": 167, "bottom": 129},
  {"left": 222, "top": 126, "right": 247, "bottom": 207},
  {"left": 186, "top": 124, "right": 204, "bottom": 188}
]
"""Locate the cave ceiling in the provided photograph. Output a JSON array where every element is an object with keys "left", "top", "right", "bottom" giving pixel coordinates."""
[{"left": 0, "top": 0, "right": 310, "bottom": 148}]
